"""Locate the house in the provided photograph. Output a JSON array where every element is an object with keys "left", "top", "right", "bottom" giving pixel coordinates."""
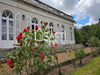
[{"left": 0, "top": 0, "right": 75, "bottom": 48}]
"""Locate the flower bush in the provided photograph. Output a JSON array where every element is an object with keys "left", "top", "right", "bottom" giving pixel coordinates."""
[
  {"left": 74, "top": 46, "right": 85, "bottom": 65},
  {"left": 87, "top": 36, "right": 100, "bottom": 57},
  {"left": 5, "top": 22, "right": 58, "bottom": 75}
]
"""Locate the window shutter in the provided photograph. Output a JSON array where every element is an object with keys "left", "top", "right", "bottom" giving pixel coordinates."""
[{"left": 15, "top": 14, "right": 21, "bottom": 42}]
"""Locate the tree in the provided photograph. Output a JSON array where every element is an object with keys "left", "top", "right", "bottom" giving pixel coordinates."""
[{"left": 74, "top": 28, "right": 82, "bottom": 44}]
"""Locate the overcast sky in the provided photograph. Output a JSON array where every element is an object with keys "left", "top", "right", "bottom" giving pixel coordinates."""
[{"left": 39, "top": 0, "right": 100, "bottom": 28}]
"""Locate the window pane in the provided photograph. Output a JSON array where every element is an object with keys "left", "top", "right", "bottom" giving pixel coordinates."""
[
  {"left": 2, "top": 13, "right": 6, "bottom": 17},
  {"left": 5, "top": 12, "right": 10, "bottom": 17},
  {"left": 50, "top": 28, "right": 51, "bottom": 33},
  {"left": 9, "top": 14, "right": 13, "bottom": 18},
  {"left": 2, "top": 27, "right": 7, "bottom": 33},
  {"left": 9, "top": 21, "right": 13, "bottom": 27},
  {"left": 2, "top": 34, "right": 7, "bottom": 40},
  {"left": 9, "top": 27, "right": 13, "bottom": 33},
  {"left": 63, "top": 34, "right": 65, "bottom": 40},
  {"left": 32, "top": 25, "right": 34, "bottom": 30},
  {"left": 2, "top": 19, "right": 7, "bottom": 26},
  {"left": 9, "top": 34, "right": 13, "bottom": 40}
]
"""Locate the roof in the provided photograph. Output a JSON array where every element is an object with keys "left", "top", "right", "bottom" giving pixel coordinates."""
[{"left": 19, "top": 0, "right": 75, "bottom": 22}]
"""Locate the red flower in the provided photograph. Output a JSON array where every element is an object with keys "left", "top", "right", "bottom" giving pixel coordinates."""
[
  {"left": 16, "top": 35, "right": 21, "bottom": 40},
  {"left": 1, "top": 70, "right": 3, "bottom": 72},
  {"left": 33, "top": 49, "right": 35, "bottom": 52},
  {"left": 56, "top": 55, "right": 58, "bottom": 59},
  {"left": 42, "top": 25, "right": 45, "bottom": 28},
  {"left": 34, "top": 47, "right": 37, "bottom": 49},
  {"left": 0, "top": 61, "right": 2, "bottom": 64},
  {"left": 54, "top": 50, "right": 56, "bottom": 53},
  {"left": 55, "top": 43, "right": 58, "bottom": 46},
  {"left": 32, "top": 30, "right": 34, "bottom": 32},
  {"left": 35, "top": 26, "right": 38, "bottom": 30},
  {"left": 51, "top": 46, "right": 54, "bottom": 48},
  {"left": 20, "top": 36, "right": 23, "bottom": 39},
  {"left": 41, "top": 54, "right": 44, "bottom": 59},
  {"left": 21, "top": 57, "right": 23, "bottom": 60},
  {"left": 19, "top": 43, "right": 22, "bottom": 46},
  {"left": 38, "top": 71, "right": 40, "bottom": 75},
  {"left": 9, "top": 64, "right": 14, "bottom": 69},
  {"left": 14, "top": 47, "right": 16, "bottom": 50},
  {"left": 23, "top": 28, "right": 27, "bottom": 32},
  {"left": 19, "top": 32, "right": 23, "bottom": 36},
  {"left": 30, "top": 42, "right": 32, "bottom": 44},
  {"left": 45, "top": 22, "right": 48, "bottom": 25},
  {"left": 7, "top": 60, "right": 11, "bottom": 65},
  {"left": 74, "top": 50, "right": 76, "bottom": 52},
  {"left": 52, "top": 31, "right": 56, "bottom": 34},
  {"left": 27, "top": 26, "right": 30, "bottom": 30}
]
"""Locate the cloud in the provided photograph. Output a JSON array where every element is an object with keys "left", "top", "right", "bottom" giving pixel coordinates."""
[{"left": 40, "top": 0, "right": 100, "bottom": 27}]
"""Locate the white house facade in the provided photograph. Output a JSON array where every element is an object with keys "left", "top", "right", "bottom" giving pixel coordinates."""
[{"left": 0, "top": 0, "right": 75, "bottom": 48}]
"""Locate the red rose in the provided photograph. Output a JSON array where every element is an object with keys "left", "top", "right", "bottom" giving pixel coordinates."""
[
  {"left": 1, "top": 70, "right": 3, "bottom": 72},
  {"left": 41, "top": 54, "right": 44, "bottom": 59},
  {"left": 19, "top": 43, "right": 22, "bottom": 46},
  {"left": 14, "top": 47, "right": 16, "bottom": 50},
  {"left": 27, "top": 26, "right": 30, "bottom": 30},
  {"left": 56, "top": 55, "right": 58, "bottom": 59},
  {"left": 45, "top": 22, "right": 48, "bottom": 25},
  {"left": 16, "top": 35, "right": 21, "bottom": 40},
  {"left": 23, "top": 28, "right": 27, "bottom": 32},
  {"left": 21, "top": 57, "right": 23, "bottom": 60},
  {"left": 33, "top": 49, "right": 35, "bottom": 52},
  {"left": 52, "top": 31, "right": 56, "bottom": 34},
  {"left": 55, "top": 43, "right": 58, "bottom": 46},
  {"left": 32, "top": 30, "right": 34, "bottom": 32},
  {"left": 7, "top": 60, "right": 11, "bottom": 65},
  {"left": 54, "top": 50, "right": 56, "bottom": 53},
  {"left": 35, "top": 26, "right": 38, "bottom": 30},
  {"left": 42, "top": 25, "right": 45, "bottom": 28},
  {"left": 9, "top": 64, "right": 14, "bottom": 69},
  {"left": 19, "top": 32, "right": 23, "bottom": 36},
  {"left": 51, "top": 46, "right": 54, "bottom": 48},
  {"left": 74, "top": 50, "right": 76, "bottom": 52},
  {"left": 38, "top": 71, "right": 40, "bottom": 75},
  {"left": 34, "top": 47, "right": 37, "bottom": 49},
  {"left": 20, "top": 36, "right": 23, "bottom": 39}
]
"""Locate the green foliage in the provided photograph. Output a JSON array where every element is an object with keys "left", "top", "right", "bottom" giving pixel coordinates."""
[
  {"left": 80, "top": 24, "right": 100, "bottom": 46},
  {"left": 74, "top": 46, "right": 85, "bottom": 65},
  {"left": 87, "top": 36, "right": 99, "bottom": 47},
  {"left": 72, "top": 56, "right": 100, "bottom": 75},
  {"left": 74, "top": 28, "right": 82, "bottom": 44},
  {"left": 5, "top": 22, "right": 58, "bottom": 75}
]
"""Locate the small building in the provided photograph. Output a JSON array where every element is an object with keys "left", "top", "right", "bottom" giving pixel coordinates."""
[{"left": 0, "top": 0, "right": 75, "bottom": 48}]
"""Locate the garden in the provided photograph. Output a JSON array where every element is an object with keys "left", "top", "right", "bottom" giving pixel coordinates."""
[{"left": 0, "top": 22, "right": 100, "bottom": 75}]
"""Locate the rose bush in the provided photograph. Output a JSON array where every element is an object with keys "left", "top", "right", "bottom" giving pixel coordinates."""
[
  {"left": 6, "top": 22, "right": 58, "bottom": 75},
  {"left": 74, "top": 45, "right": 85, "bottom": 65}
]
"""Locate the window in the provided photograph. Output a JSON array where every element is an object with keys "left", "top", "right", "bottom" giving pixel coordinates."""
[
  {"left": 49, "top": 22, "right": 53, "bottom": 33},
  {"left": 57, "top": 24, "right": 59, "bottom": 27},
  {"left": 2, "top": 11, "right": 13, "bottom": 40},
  {"left": 62, "top": 25, "right": 65, "bottom": 41},
  {"left": 31, "top": 17, "right": 38, "bottom": 30}
]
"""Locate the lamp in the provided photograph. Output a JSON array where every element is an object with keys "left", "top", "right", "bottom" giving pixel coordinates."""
[{"left": 22, "top": 14, "right": 25, "bottom": 20}]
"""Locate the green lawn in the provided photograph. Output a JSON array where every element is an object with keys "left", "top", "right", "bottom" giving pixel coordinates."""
[{"left": 72, "top": 56, "right": 100, "bottom": 75}]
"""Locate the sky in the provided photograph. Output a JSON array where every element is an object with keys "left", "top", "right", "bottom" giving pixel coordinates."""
[{"left": 39, "top": 0, "right": 100, "bottom": 29}]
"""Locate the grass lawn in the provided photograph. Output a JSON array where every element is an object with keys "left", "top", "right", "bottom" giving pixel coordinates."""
[{"left": 72, "top": 56, "right": 100, "bottom": 75}]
